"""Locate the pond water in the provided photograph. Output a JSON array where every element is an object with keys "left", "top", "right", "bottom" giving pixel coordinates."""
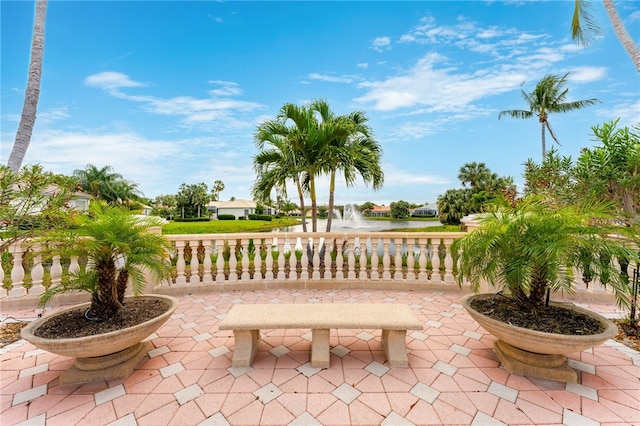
[{"left": 277, "top": 218, "right": 442, "bottom": 233}]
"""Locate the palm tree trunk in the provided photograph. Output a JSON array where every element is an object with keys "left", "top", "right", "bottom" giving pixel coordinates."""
[
  {"left": 603, "top": 0, "right": 640, "bottom": 72},
  {"left": 116, "top": 270, "right": 129, "bottom": 306},
  {"left": 92, "top": 257, "right": 120, "bottom": 320},
  {"left": 295, "top": 178, "right": 307, "bottom": 232},
  {"left": 326, "top": 169, "right": 336, "bottom": 232},
  {"left": 540, "top": 121, "right": 546, "bottom": 159},
  {"left": 310, "top": 177, "right": 318, "bottom": 232},
  {"left": 7, "top": 0, "right": 48, "bottom": 172}
]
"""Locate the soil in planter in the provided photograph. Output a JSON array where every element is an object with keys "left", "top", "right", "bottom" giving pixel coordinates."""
[
  {"left": 471, "top": 297, "right": 606, "bottom": 335},
  {"left": 33, "top": 299, "right": 171, "bottom": 339}
]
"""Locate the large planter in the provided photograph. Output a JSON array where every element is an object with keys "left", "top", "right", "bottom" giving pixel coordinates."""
[
  {"left": 461, "top": 293, "right": 617, "bottom": 382},
  {"left": 21, "top": 294, "right": 178, "bottom": 384}
]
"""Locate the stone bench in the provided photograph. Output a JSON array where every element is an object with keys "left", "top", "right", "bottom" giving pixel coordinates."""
[{"left": 218, "top": 303, "right": 423, "bottom": 368}]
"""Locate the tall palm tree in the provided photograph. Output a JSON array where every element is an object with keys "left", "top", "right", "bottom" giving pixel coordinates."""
[
  {"left": 498, "top": 73, "right": 600, "bottom": 159},
  {"left": 253, "top": 104, "right": 317, "bottom": 232},
  {"left": 309, "top": 100, "right": 384, "bottom": 232},
  {"left": 212, "top": 180, "right": 225, "bottom": 201},
  {"left": 457, "top": 162, "right": 492, "bottom": 189},
  {"left": 571, "top": 0, "right": 640, "bottom": 72},
  {"left": 7, "top": 0, "right": 48, "bottom": 172}
]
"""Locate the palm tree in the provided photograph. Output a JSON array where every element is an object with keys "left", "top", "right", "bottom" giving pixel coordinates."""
[
  {"left": 457, "top": 162, "right": 492, "bottom": 189},
  {"left": 40, "top": 203, "right": 171, "bottom": 320},
  {"left": 253, "top": 104, "right": 315, "bottom": 232},
  {"left": 498, "top": 73, "right": 600, "bottom": 159},
  {"left": 7, "top": 0, "right": 48, "bottom": 172},
  {"left": 571, "top": 0, "right": 640, "bottom": 72},
  {"left": 73, "top": 164, "right": 141, "bottom": 205},
  {"left": 309, "top": 100, "right": 384, "bottom": 232},
  {"left": 212, "top": 180, "right": 225, "bottom": 201}
]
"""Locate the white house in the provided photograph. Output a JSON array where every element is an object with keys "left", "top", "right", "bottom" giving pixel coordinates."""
[
  {"left": 412, "top": 203, "right": 438, "bottom": 217},
  {"left": 207, "top": 199, "right": 274, "bottom": 219}
]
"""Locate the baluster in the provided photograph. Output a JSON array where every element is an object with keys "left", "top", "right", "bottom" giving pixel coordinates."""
[
  {"left": 202, "top": 239, "right": 213, "bottom": 284},
  {"left": 335, "top": 238, "right": 345, "bottom": 280},
  {"left": 431, "top": 238, "right": 441, "bottom": 284},
  {"left": 323, "top": 239, "right": 332, "bottom": 279},
  {"left": 215, "top": 239, "right": 225, "bottom": 282},
  {"left": 382, "top": 239, "right": 391, "bottom": 280},
  {"left": 228, "top": 240, "right": 238, "bottom": 282},
  {"left": 288, "top": 238, "right": 297, "bottom": 281},
  {"left": 359, "top": 239, "right": 368, "bottom": 281},
  {"left": 370, "top": 237, "right": 379, "bottom": 280},
  {"left": 175, "top": 241, "right": 187, "bottom": 285},
  {"left": 189, "top": 240, "right": 200, "bottom": 284},
  {"left": 277, "top": 238, "right": 286, "bottom": 280},
  {"left": 406, "top": 239, "right": 415, "bottom": 281},
  {"left": 254, "top": 239, "right": 263, "bottom": 281},
  {"left": 300, "top": 238, "right": 309, "bottom": 280},
  {"left": 69, "top": 256, "right": 80, "bottom": 276},
  {"left": 418, "top": 238, "right": 428, "bottom": 281},
  {"left": 241, "top": 238, "right": 250, "bottom": 281},
  {"left": 394, "top": 239, "right": 403, "bottom": 281},
  {"left": 312, "top": 238, "right": 321, "bottom": 280},
  {"left": 9, "top": 243, "right": 26, "bottom": 297},
  {"left": 50, "top": 255, "right": 62, "bottom": 287},
  {"left": 265, "top": 238, "right": 274, "bottom": 280},
  {"left": 443, "top": 239, "right": 454, "bottom": 283},
  {"left": 347, "top": 238, "right": 356, "bottom": 280},
  {"left": 29, "top": 243, "right": 45, "bottom": 296}
]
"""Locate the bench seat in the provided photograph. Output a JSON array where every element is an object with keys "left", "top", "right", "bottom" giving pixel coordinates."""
[{"left": 218, "top": 303, "right": 423, "bottom": 368}]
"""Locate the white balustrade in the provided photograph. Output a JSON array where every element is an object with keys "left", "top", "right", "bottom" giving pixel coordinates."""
[{"left": 1, "top": 230, "right": 620, "bottom": 307}]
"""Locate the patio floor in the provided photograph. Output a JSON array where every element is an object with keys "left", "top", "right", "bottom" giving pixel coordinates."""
[{"left": 1, "top": 289, "right": 639, "bottom": 426}]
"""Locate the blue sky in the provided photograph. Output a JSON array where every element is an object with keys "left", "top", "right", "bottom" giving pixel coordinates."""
[{"left": 2, "top": 1, "right": 639, "bottom": 206}]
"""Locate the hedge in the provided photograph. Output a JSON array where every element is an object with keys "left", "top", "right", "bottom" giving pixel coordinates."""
[{"left": 217, "top": 214, "right": 235, "bottom": 220}]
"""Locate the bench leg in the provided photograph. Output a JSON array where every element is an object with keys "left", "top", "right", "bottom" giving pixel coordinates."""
[
  {"left": 381, "top": 329, "right": 409, "bottom": 368},
  {"left": 311, "top": 329, "right": 330, "bottom": 368},
  {"left": 231, "top": 330, "right": 260, "bottom": 367}
]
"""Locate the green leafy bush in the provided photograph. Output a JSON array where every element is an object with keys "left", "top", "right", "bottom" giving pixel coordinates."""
[{"left": 218, "top": 214, "right": 235, "bottom": 220}]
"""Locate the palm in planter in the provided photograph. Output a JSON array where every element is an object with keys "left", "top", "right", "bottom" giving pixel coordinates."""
[
  {"left": 454, "top": 197, "right": 637, "bottom": 382},
  {"left": 21, "top": 202, "right": 178, "bottom": 384}
]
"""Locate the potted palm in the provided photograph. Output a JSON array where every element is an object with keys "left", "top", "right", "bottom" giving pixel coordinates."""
[
  {"left": 454, "top": 197, "right": 636, "bottom": 382},
  {"left": 21, "top": 202, "right": 178, "bottom": 384}
]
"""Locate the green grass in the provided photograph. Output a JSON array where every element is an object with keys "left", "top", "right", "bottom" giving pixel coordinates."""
[
  {"left": 387, "top": 225, "right": 463, "bottom": 232},
  {"left": 162, "top": 218, "right": 301, "bottom": 234}
]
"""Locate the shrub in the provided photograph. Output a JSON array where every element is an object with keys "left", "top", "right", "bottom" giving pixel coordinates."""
[
  {"left": 248, "top": 214, "right": 273, "bottom": 221},
  {"left": 173, "top": 217, "right": 211, "bottom": 222},
  {"left": 218, "top": 214, "right": 235, "bottom": 220}
]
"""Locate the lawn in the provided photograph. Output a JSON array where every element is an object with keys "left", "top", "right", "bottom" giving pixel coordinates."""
[{"left": 162, "top": 218, "right": 301, "bottom": 234}]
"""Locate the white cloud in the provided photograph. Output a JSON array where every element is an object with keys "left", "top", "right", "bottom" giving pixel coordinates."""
[
  {"left": 567, "top": 66, "right": 607, "bottom": 83},
  {"left": 357, "top": 63, "right": 368, "bottom": 69},
  {"left": 307, "top": 73, "right": 355, "bottom": 84},
  {"left": 84, "top": 71, "right": 145, "bottom": 92},
  {"left": 371, "top": 36, "right": 391, "bottom": 52},
  {"left": 38, "top": 107, "right": 70, "bottom": 124},
  {"left": 208, "top": 80, "right": 243, "bottom": 97}
]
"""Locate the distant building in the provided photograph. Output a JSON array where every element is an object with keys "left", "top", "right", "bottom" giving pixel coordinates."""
[
  {"left": 207, "top": 199, "right": 274, "bottom": 219},
  {"left": 412, "top": 203, "right": 438, "bottom": 217},
  {"left": 368, "top": 205, "right": 390, "bottom": 217}
]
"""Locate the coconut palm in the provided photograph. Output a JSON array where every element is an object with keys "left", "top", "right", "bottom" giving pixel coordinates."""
[
  {"left": 7, "top": 0, "right": 48, "bottom": 172},
  {"left": 212, "top": 180, "right": 225, "bottom": 201},
  {"left": 457, "top": 162, "right": 492, "bottom": 189},
  {"left": 454, "top": 197, "right": 636, "bottom": 312},
  {"left": 498, "top": 73, "right": 600, "bottom": 159},
  {"left": 571, "top": 0, "right": 639, "bottom": 72},
  {"left": 309, "top": 100, "right": 384, "bottom": 232},
  {"left": 39, "top": 202, "right": 171, "bottom": 321}
]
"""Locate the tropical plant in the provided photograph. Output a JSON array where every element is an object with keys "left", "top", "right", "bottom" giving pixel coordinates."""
[
  {"left": 308, "top": 100, "right": 384, "bottom": 232},
  {"left": 7, "top": 0, "right": 48, "bottom": 172},
  {"left": 390, "top": 200, "right": 411, "bottom": 219},
  {"left": 0, "top": 164, "right": 76, "bottom": 252},
  {"left": 571, "top": 0, "right": 640, "bottom": 72},
  {"left": 175, "top": 182, "right": 210, "bottom": 219},
  {"left": 73, "top": 164, "right": 141, "bottom": 205},
  {"left": 523, "top": 148, "right": 577, "bottom": 203},
  {"left": 575, "top": 120, "right": 640, "bottom": 226},
  {"left": 39, "top": 202, "right": 171, "bottom": 320},
  {"left": 498, "top": 73, "right": 600, "bottom": 159},
  {"left": 211, "top": 180, "right": 225, "bottom": 201},
  {"left": 454, "top": 197, "right": 637, "bottom": 312},
  {"left": 253, "top": 110, "right": 310, "bottom": 232}
]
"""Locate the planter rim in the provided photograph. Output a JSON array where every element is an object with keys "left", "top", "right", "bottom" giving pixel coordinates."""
[
  {"left": 21, "top": 294, "right": 179, "bottom": 347},
  {"left": 461, "top": 293, "right": 617, "bottom": 341}
]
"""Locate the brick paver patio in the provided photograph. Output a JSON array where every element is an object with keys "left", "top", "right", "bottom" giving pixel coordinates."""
[{"left": 1, "top": 289, "right": 639, "bottom": 425}]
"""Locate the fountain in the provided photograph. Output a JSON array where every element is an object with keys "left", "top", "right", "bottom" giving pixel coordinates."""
[{"left": 333, "top": 204, "right": 364, "bottom": 229}]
